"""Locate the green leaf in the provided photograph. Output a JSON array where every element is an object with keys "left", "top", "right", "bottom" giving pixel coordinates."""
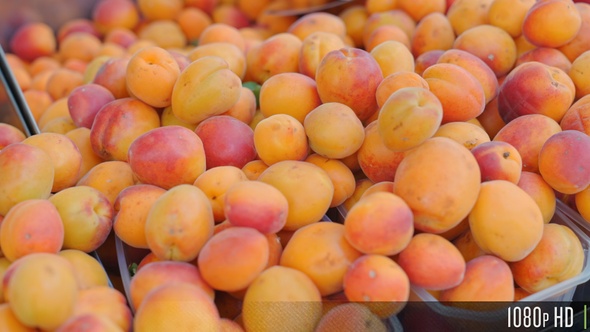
[{"left": 242, "top": 81, "right": 261, "bottom": 109}]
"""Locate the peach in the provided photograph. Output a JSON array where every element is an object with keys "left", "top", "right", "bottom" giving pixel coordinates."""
[
  {"left": 130, "top": 260, "right": 214, "bottom": 312},
  {"left": 517, "top": 171, "right": 557, "bottom": 223},
  {"left": 195, "top": 115, "right": 257, "bottom": 169},
  {"left": 315, "top": 303, "right": 387, "bottom": 332},
  {"left": 304, "top": 102, "right": 365, "bottom": 159},
  {"left": 125, "top": 46, "right": 180, "bottom": 108},
  {"left": 559, "top": 2, "right": 590, "bottom": 62},
  {"left": 258, "top": 160, "right": 334, "bottom": 231},
  {"left": 0, "top": 199, "right": 64, "bottom": 261},
  {"left": 56, "top": 313, "right": 123, "bottom": 332},
  {"left": 436, "top": 48, "right": 500, "bottom": 105},
  {"left": 411, "top": 12, "right": 455, "bottom": 57},
  {"left": 57, "top": 249, "right": 109, "bottom": 290},
  {"left": 280, "top": 221, "right": 363, "bottom": 296},
  {"left": 304, "top": 154, "right": 356, "bottom": 208},
  {"left": 242, "top": 266, "right": 322, "bottom": 332},
  {"left": 315, "top": 47, "right": 383, "bottom": 122},
  {"left": 569, "top": 50, "right": 590, "bottom": 99},
  {"left": 446, "top": 0, "right": 494, "bottom": 36},
  {"left": 397, "top": 233, "right": 466, "bottom": 291},
  {"left": 253, "top": 114, "right": 309, "bottom": 165},
  {"left": 67, "top": 83, "right": 115, "bottom": 129},
  {"left": 298, "top": 31, "right": 346, "bottom": 79},
  {"left": 64, "top": 128, "right": 105, "bottom": 182},
  {"left": 0, "top": 123, "right": 26, "bottom": 149},
  {"left": 76, "top": 160, "right": 136, "bottom": 205},
  {"left": 511, "top": 222, "right": 585, "bottom": 293},
  {"left": 92, "top": 56, "right": 131, "bottom": 99},
  {"left": 145, "top": 184, "right": 214, "bottom": 261},
  {"left": 471, "top": 141, "right": 523, "bottom": 183},
  {"left": 377, "top": 87, "right": 443, "bottom": 152},
  {"left": 198, "top": 226, "right": 269, "bottom": 292},
  {"left": 0, "top": 143, "right": 54, "bottom": 215},
  {"left": 9, "top": 22, "right": 56, "bottom": 62},
  {"left": 0, "top": 303, "right": 36, "bottom": 332},
  {"left": 133, "top": 283, "right": 221, "bottom": 331},
  {"left": 344, "top": 191, "right": 414, "bottom": 256},
  {"left": 422, "top": 63, "right": 486, "bottom": 123},
  {"left": 357, "top": 121, "right": 407, "bottom": 183},
  {"left": 561, "top": 94, "right": 590, "bottom": 134},
  {"left": 224, "top": 181, "right": 288, "bottom": 234},
  {"left": 469, "top": 180, "right": 544, "bottom": 262},
  {"left": 245, "top": 32, "right": 302, "bottom": 84},
  {"left": 113, "top": 184, "right": 166, "bottom": 249},
  {"left": 493, "top": 114, "right": 562, "bottom": 173},
  {"left": 487, "top": 0, "right": 536, "bottom": 38},
  {"left": 259, "top": 72, "right": 322, "bottom": 123},
  {"left": 538, "top": 130, "right": 590, "bottom": 194},
  {"left": 439, "top": 255, "right": 515, "bottom": 302},
  {"left": 370, "top": 40, "right": 415, "bottom": 77},
  {"left": 453, "top": 24, "right": 517, "bottom": 77},
  {"left": 516, "top": 47, "right": 573, "bottom": 73},
  {"left": 172, "top": 56, "right": 242, "bottom": 124},
  {"left": 90, "top": 97, "right": 161, "bottom": 162},
  {"left": 394, "top": 137, "right": 481, "bottom": 233},
  {"left": 375, "top": 71, "right": 429, "bottom": 108},
  {"left": 48, "top": 186, "right": 112, "bottom": 253},
  {"left": 91, "top": 0, "right": 140, "bottom": 34},
  {"left": 522, "top": 0, "right": 582, "bottom": 48},
  {"left": 498, "top": 61, "right": 575, "bottom": 123},
  {"left": 5, "top": 253, "right": 78, "bottom": 331},
  {"left": 188, "top": 42, "right": 246, "bottom": 80},
  {"left": 22, "top": 133, "right": 82, "bottom": 193},
  {"left": 287, "top": 12, "right": 347, "bottom": 41}
]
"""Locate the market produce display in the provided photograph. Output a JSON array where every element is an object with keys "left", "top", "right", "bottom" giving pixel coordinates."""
[{"left": 2, "top": 0, "right": 590, "bottom": 331}]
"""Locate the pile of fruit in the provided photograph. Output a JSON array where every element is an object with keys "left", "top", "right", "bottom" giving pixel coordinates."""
[{"left": 2, "top": 0, "right": 590, "bottom": 330}]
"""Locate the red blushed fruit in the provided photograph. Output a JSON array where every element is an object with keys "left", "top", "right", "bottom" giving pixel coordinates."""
[
  {"left": 68, "top": 83, "right": 115, "bottom": 129},
  {"left": 195, "top": 115, "right": 257, "bottom": 169},
  {"left": 9, "top": 22, "right": 56, "bottom": 62},
  {"left": 128, "top": 125, "right": 207, "bottom": 190}
]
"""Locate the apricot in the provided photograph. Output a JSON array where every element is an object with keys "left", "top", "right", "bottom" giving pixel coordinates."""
[
  {"left": 57, "top": 249, "right": 109, "bottom": 290},
  {"left": 128, "top": 125, "right": 206, "bottom": 189},
  {"left": 198, "top": 226, "right": 269, "bottom": 292},
  {"left": 452, "top": 229, "right": 486, "bottom": 263},
  {"left": 516, "top": 47, "right": 573, "bottom": 73},
  {"left": 487, "top": 0, "right": 536, "bottom": 38},
  {"left": 0, "top": 303, "right": 36, "bottom": 332},
  {"left": 561, "top": 94, "right": 590, "bottom": 134},
  {"left": 341, "top": 179, "right": 375, "bottom": 215},
  {"left": 129, "top": 260, "right": 214, "bottom": 312},
  {"left": 133, "top": 283, "right": 221, "bottom": 331},
  {"left": 9, "top": 22, "right": 56, "bottom": 62},
  {"left": 315, "top": 47, "right": 383, "bottom": 122},
  {"left": 315, "top": 303, "right": 387, "bottom": 332},
  {"left": 375, "top": 71, "right": 429, "bottom": 108},
  {"left": 433, "top": 121, "right": 491, "bottom": 151},
  {"left": 259, "top": 72, "right": 322, "bottom": 123},
  {"left": 339, "top": 5, "right": 368, "bottom": 48},
  {"left": 357, "top": 121, "right": 407, "bottom": 183},
  {"left": 137, "top": 20, "right": 187, "bottom": 49},
  {"left": 90, "top": 97, "right": 161, "bottom": 162},
  {"left": 49, "top": 186, "right": 113, "bottom": 253},
  {"left": 177, "top": 7, "right": 212, "bottom": 43},
  {"left": 439, "top": 255, "right": 515, "bottom": 302},
  {"left": 411, "top": 12, "right": 455, "bottom": 57},
  {"left": 221, "top": 87, "right": 257, "bottom": 125},
  {"left": 258, "top": 160, "right": 334, "bottom": 231},
  {"left": 253, "top": 114, "right": 309, "bottom": 165},
  {"left": 304, "top": 154, "right": 356, "bottom": 208},
  {"left": 242, "top": 266, "right": 322, "bottom": 332},
  {"left": 145, "top": 184, "right": 214, "bottom": 261},
  {"left": 76, "top": 161, "right": 136, "bottom": 206},
  {"left": 358, "top": 181, "right": 395, "bottom": 199},
  {"left": 414, "top": 49, "right": 445, "bottom": 76},
  {"left": 304, "top": 102, "right": 365, "bottom": 159},
  {"left": 92, "top": 56, "right": 131, "bottom": 99},
  {"left": 0, "top": 199, "right": 64, "bottom": 261},
  {"left": 245, "top": 33, "right": 302, "bottom": 84},
  {"left": 58, "top": 32, "right": 101, "bottom": 63},
  {"left": 172, "top": 56, "right": 242, "bottom": 124},
  {"left": 67, "top": 83, "right": 115, "bottom": 130},
  {"left": 137, "top": 0, "right": 183, "bottom": 21},
  {"left": 498, "top": 61, "right": 575, "bottom": 123},
  {"left": 0, "top": 143, "right": 54, "bottom": 216},
  {"left": 5, "top": 253, "right": 78, "bottom": 331},
  {"left": 288, "top": 12, "right": 347, "bottom": 41},
  {"left": 471, "top": 141, "right": 523, "bottom": 183},
  {"left": 522, "top": 0, "right": 582, "bottom": 48},
  {"left": 453, "top": 24, "right": 517, "bottom": 78},
  {"left": 22, "top": 89, "right": 52, "bottom": 123},
  {"left": 493, "top": 114, "right": 562, "bottom": 173},
  {"left": 422, "top": 63, "right": 486, "bottom": 123},
  {"left": 446, "top": 0, "right": 494, "bottom": 35},
  {"left": 199, "top": 23, "right": 246, "bottom": 52},
  {"left": 46, "top": 68, "right": 85, "bottom": 101},
  {"left": 394, "top": 137, "right": 481, "bottom": 233},
  {"left": 370, "top": 40, "right": 415, "bottom": 77},
  {"left": 298, "top": 32, "right": 346, "bottom": 79},
  {"left": 538, "top": 130, "right": 590, "bottom": 194},
  {"left": 91, "top": 0, "right": 140, "bottom": 34},
  {"left": 365, "top": 25, "right": 411, "bottom": 53},
  {"left": 559, "top": 2, "right": 590, "bottom": 62},
  {"left": 193, "top": 166, "right": 249, "bottom": 223},
  {"left": 517, "top": 171, "right": 557, "bottom": 223},
  {"left": 56, "top": 313, "right": 123, "bottom": 332},
  {"left": 125, "top": 46, "right": 180, "bottom": 108},
  {"left": 280, "top": 221, "right": 363, "bottom": 296},
  {"left": 362, "top": 10, "right": 416, "bottom": 47},
  {"left": 511, "top": 223, "right": 585, "bottom": 293},
  {"left": 469, "top": 180, "right": 544, "bottom": 262},
  {"left": 378, "top": 87, "right": 443, "bottom": 152},
  {"left": 569, "top": 50, "right": 590, "bottom": 99}
]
